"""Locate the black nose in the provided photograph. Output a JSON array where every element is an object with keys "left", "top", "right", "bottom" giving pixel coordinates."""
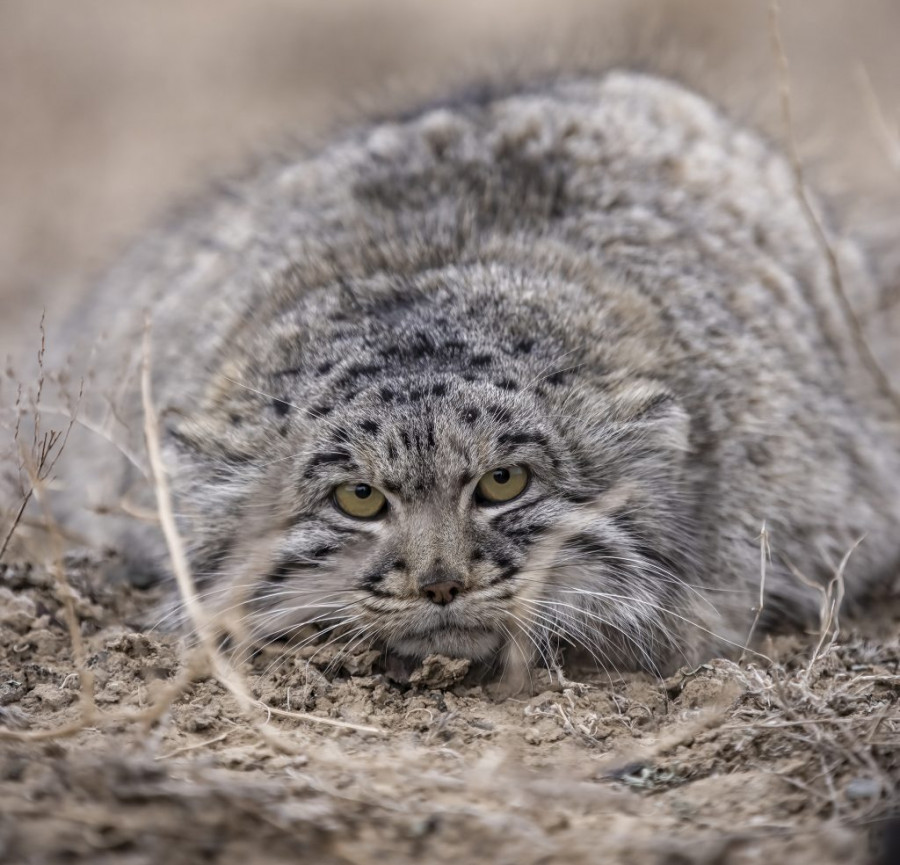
[{"left": 421, "top": 580, "right": 463, "bottom": 605}]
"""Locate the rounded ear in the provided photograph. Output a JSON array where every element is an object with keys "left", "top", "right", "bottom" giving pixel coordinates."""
[{"left": 605, "top": 377, "right": 691, "bottom": 456}]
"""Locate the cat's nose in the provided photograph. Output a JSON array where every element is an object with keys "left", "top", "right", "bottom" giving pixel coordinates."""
[{"left": 421, "top": 580, "right": 463, "bottom": 605}]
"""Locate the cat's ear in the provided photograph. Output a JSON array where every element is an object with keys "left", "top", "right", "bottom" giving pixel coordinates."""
[{"left": 604, "top": 377, "right": 690, "bottom": 455}]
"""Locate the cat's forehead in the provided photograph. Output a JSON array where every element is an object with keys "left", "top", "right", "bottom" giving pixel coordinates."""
[{"left": 301, "top": 373, "right": 555, "bottom": 490}]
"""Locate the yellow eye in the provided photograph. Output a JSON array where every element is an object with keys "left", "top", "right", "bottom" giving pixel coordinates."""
[
  {"left": 333, "top": 483, "right": 387, "bottom": 519},
  {"left": 475, "top": 465, "right": 530, "bottom": 504}
]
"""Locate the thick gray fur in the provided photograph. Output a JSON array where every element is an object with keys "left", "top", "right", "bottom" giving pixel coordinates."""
[{"left": 45, "top": 71, "right": 900, "bottom": 676}]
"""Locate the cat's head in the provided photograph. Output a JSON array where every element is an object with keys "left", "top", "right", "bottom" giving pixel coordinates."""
[{"left": 168, "top": 268, "right": 711, "bottom": 677}]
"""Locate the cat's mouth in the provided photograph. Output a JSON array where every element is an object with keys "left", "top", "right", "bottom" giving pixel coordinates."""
[
  {"left": 356, "top": 587, "right": 518, "bottom": 660},
  {"left": 381, "top": 617, "right": 506, "bottom": 661}
]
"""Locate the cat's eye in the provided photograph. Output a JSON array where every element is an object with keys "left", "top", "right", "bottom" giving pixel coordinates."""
[
  {"left": 475, "top": 465, "right": 530, "bottom": 504},
  {"left": 333, "top": 483, "right": 387, "bottom": 519}
]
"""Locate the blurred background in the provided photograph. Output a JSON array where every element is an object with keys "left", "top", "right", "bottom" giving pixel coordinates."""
[{"left": 2, "top": 0, "right": 899, "bottom": 349}]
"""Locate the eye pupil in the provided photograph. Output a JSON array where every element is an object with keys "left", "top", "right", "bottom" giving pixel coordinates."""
[
  {"left": 334, "top": 483, "right": 386, "bottom": 519},
  {"left": 475, "top": 465, "right": 529, "bottom": 505}
]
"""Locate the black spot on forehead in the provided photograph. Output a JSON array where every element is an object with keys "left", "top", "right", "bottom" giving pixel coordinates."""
[
  {"left": 329, "top": 425, "right": 350, "bottom": 444},
  {"left": 497, "top": 430, "right": 543, "bottom": 446},
  {"left": 272, "top": 365, "right": 304, "bottom": 378},
  {"left": 272, "top": 397, "right": 291, "bottom": 417},
  {"left": 470, "top": 353, "right": 493, "bottom": 367},
  {"left": 359, "top": 419, "right": 380, "bottom": 435},
  {"left": 489, "top": 404, "right": 513, "bottom": 424},
  {"left": 495, "top": 378, "right": 518, "bottom": 391},
  {"left": 308, "top": 449, "right": 351, "bottom": 466},
  {"left": 461, "top": 407, "right": 480, "bottom": 424},
  {"left": 379, "top": 386, "right": 395, "bottom": 402},
  {"left": 307, "top": 403, "right": 333, "bottom": 419},
  {"left": 336, "top": 362, "right": 383, "bottom": 389},
  {"left": 413, "top": 331, "right": 436, "bottom": 352},
  {"left": 303, "top": 449, "right": 355, "bottom": 477},
  {"left": 379, "top": 344, "right": 402, "bottom": 359}
]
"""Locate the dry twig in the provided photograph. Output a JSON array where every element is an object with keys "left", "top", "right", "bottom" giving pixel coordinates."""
[{"left": 741, "top": 522, "right": 770, "bottom": 662}]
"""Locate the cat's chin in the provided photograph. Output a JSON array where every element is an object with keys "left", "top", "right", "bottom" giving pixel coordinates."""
[{"left": 385, "top": 627, "right": 504, "bottom": 665}]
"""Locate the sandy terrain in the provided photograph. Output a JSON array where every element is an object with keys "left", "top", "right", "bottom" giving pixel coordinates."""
[{"left": 1, "top": 2, "right": 899, "bottom": 863}]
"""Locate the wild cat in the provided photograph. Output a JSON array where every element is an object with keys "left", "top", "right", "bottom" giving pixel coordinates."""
[{"left": 44, "top": 70, "right": 900, "bottom": 679}]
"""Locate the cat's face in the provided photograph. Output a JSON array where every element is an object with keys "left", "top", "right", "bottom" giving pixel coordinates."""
[
  {"left": 174, "top": 273, "right": 707, "bottom": 676},
  {"left": 207, "top": 370, "right": 702, "bottom": 677},
  {"left": 251, "top": 375, "right": 584, "bottom": 663}
]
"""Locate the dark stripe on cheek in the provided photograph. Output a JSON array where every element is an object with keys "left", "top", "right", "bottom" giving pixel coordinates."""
[
  {"left": 265, "top": 559, "right": 320, "bottom": 583},
  {"left": 489, "top": 555, "right": 519, "bottom": 583},
  {"left": 360, "top": 568, "right": 386, "bottom": 588},
  {"left": 503, "top": 523, "right": 549, "bottom": 541},
  {"left": 568, "top": 533, "right": 616, "bottom": 559},
  {"left": 488, "top": 498, "right": 544, "bottom": 529}
]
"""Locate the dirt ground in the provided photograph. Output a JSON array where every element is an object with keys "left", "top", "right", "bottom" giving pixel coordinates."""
[
  {"left": 0, "top": 554, "right": 897, "bottom": 864},
  {"left": 2, "top": 2, "right": 900, "bottom": 864}
]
